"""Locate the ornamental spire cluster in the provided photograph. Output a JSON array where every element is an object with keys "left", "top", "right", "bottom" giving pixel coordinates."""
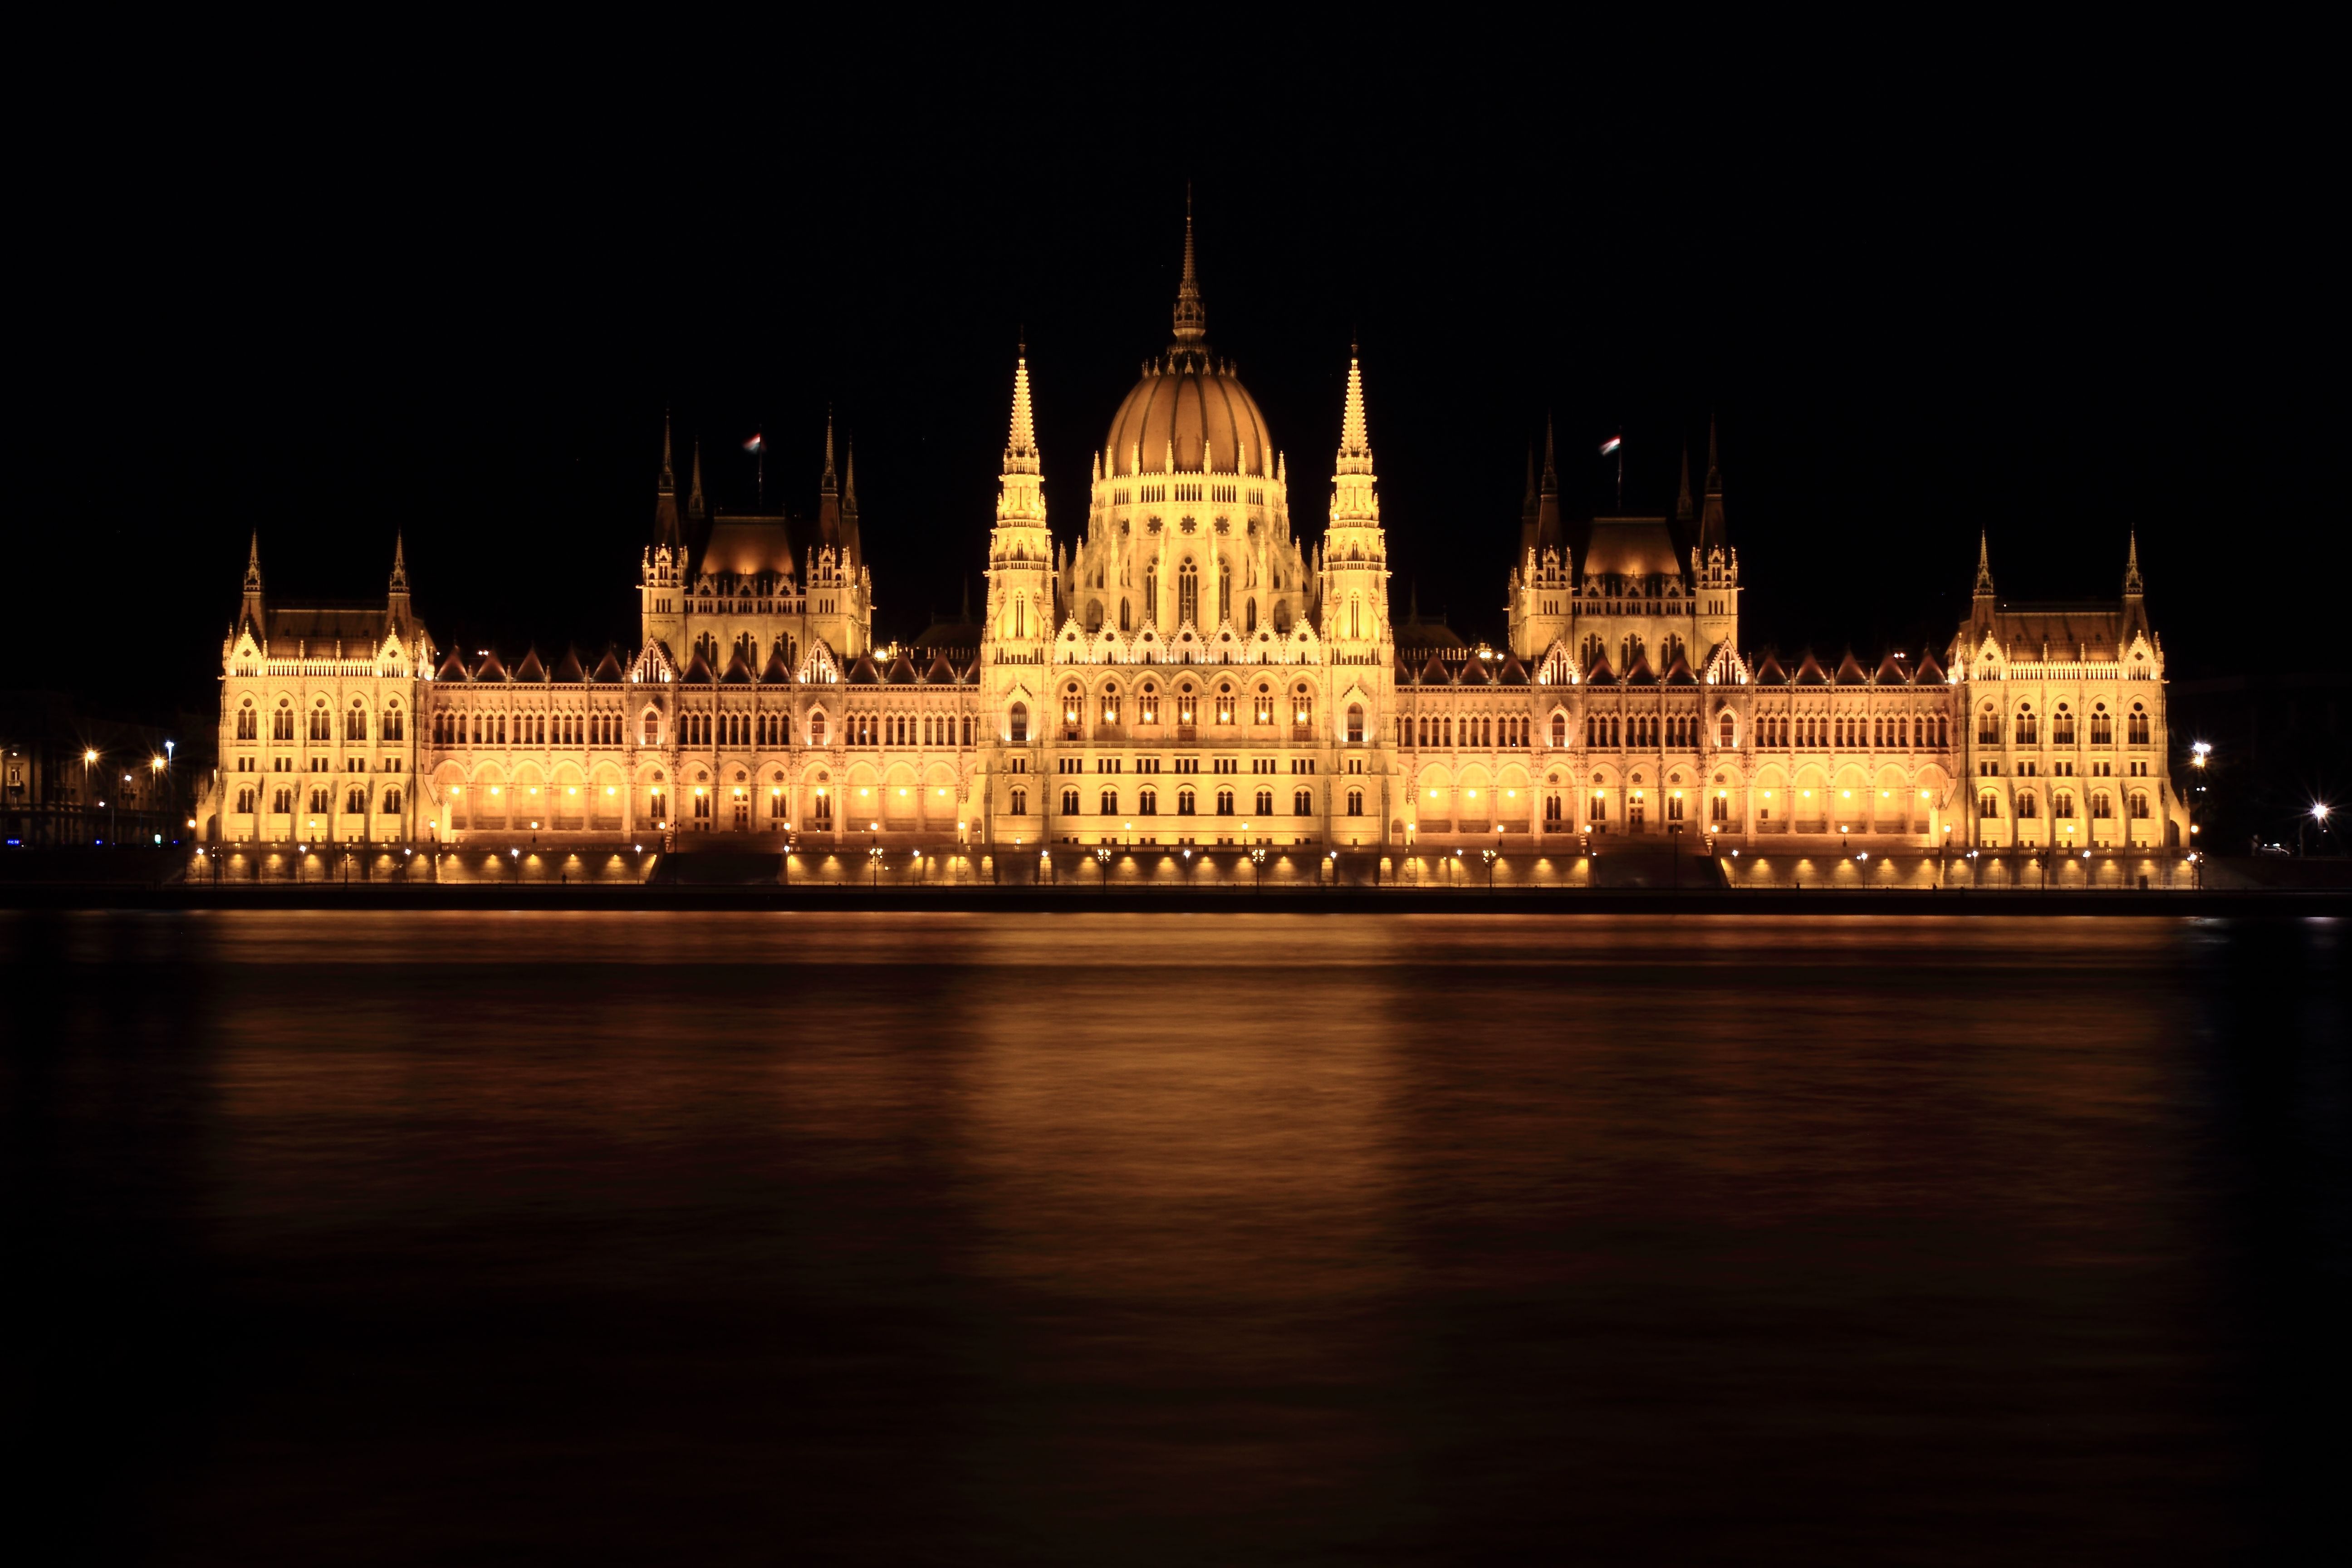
[
  {"left": 1171, "top": 191, "right": 1206, "bottom": 350},
  {"left": 1336, "top": 344, "right": 1372, "bottom": 475},
  {"left": 1005, "top": 341, "right": 1039, "bottom": 475}
]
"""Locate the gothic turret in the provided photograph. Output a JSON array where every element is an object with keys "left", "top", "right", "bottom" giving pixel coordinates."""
[
  {"left": 1692, "top": 417, "right": 1740, "bottom": 658},
  {"left": 387, "top": 533, "right": 412, "bottom": 635},
  {"left": 1533, "top": 418, "right": 1563, "bottom": 559},
  {"left": 1324, "top": 345, "right": 1390, "bottom": 653},
  {"left": 240, "top": 531, "right": 265, "bottom": 634}
]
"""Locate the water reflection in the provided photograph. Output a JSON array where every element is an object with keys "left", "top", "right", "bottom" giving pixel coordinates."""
[{"left": 3, "top": 912, "right": 2340, "bottom": 1564}]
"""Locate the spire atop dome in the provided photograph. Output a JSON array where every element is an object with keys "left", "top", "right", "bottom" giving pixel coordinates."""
[
  {"left": 2124, "top": 530, "right": 2144, "bottom": 596},
  {"left": 1171, "top": 190, "right": 1207, "bottom": 351}
]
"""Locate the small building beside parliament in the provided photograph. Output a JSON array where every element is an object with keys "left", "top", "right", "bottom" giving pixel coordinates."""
[{"left": 196, "top": 221, "right": 2188, "bottom": 863}]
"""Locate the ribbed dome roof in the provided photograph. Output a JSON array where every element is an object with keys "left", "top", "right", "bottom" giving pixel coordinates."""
[
  {"left": 1105, "top": 358, "right": 1274, "bottom": 477},
  {"left": 1103, "top": 205, "right": 1274, "bottom": 478}
]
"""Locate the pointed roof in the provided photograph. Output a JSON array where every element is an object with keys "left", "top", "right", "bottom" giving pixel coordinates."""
[
  {"left": 1583, "top": 652, "right": 1618, "bottom": 685},
  {"left": 1171, "top": 188, "right": 1206, "bottom": 349},
  {"left": 388, "top": 532, "right": 409, "bottom": 593},
  {"left": 924, "top": 649, "right": 961, "bottom": 685},
  {"left": 436, "top": 647, "right": 470, "bottom": 681},
  {"left": 651, "top": 409, "right": 683, "bottom": 552},
  {"left": 1418, "top": 650, "right": 1455, "bottom": 686},
  {"left": 845, "top": 653, "right": 881, "bottom": 685},
  {"left": 1662, "top": 652, "right": 1699, "bottom": 686},
  {"left": 1622, "top": 652, "right": 1658, "bottom": 686},
  {"left": 1533, "top": 417, "right": 1563, "bottom": 556},
  {"left": 474, "top": 649, "right": 510, "bottom": 682},
  {"left": 1912, "top": 649, "right": 1948, "bottom": 684},
  {"left": 1973, "top": 530, "right": 1997, "bottom": 596},
  {"left": 2123, "top": 531, "right": 2144, "bottom": 596},
  {"left": 818, "top": 409, "right": 843, "bottom": 549},
  {"left": 681, "top": 648, "right": 715, "bottom": 685},
  {"left": 1335, "top": 343, "right": 1372, "bottom": 474},
  {"left": 721, "top": 645, "right": 755, "bottom": 684},
  {"left": 590, "top": 646, "right": 626, "bottom": 683},
  {"left": 244, "top": 530, "right": 264, "bottom": 592},
  {"left": 1005, "top": 342, "right": 1040, "bottom": 473},
  {"left": 1872, "top": 651, "right": 1911, "bottom": 684},
  {"left": 1751, "top": 652, "right": 1789, "bottom": 685},
  {"left": 883, "top": 650, "right": 919, "bottom": 685},
  {"left": 1696, "top": 416, "right": 1727, "bottom": 558},
  {"left": 552, "top": 646, "right": 586, "bottom": 684},
  {"left": 1460, "top": 655, "right": 1493, "bottom": 686},
  {"left": 1832, "top": 651, "right": 1869, "bottom": 685},
  {"left": 1496, "top": 653, "right": 1530, "bottom": 686},
  {"left": 512, "top": 647, "right": 547, "bottom": 682},
  {"left": 687, "top": 441, "right": 708, "bottom": 522},
  {"left": 1792, "top": 652, "right": 1830, "bottom": 686},
  {"left": 760, "top": 643, "right": 794, "bottom": 684}
]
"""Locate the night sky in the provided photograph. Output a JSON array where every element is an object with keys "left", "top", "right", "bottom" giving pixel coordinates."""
[{"left": 18, "top": 42, "right": 2332, "bottom": 723}]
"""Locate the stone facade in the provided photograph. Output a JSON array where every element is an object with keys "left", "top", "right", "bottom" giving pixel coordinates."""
[{"left": 195, "top": 220, "right": 2184, "bottom": 858}]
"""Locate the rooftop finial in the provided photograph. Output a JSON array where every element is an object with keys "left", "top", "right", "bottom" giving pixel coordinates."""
[
  {"left": 821, "top": 407, "right": 838, "bottom": 496},
  {"left": 1974, "top": 530, "right": 1997, "bottom": 596},
  {"left": 1005, "top": 341, "right": 1039, "bottom": 473},
  {"left": 1675, "top": 438, "right": 1695, "bottom": 523},
  {"left": 1704, "top": 412, "right": 1723, "bottom": 495},
  {"left": 389, "top": 531, "right": 408, "bottom": 592},
  {"left": 658, "top": 406, "right": 676, "bottom": 493},
  {"left": 1171, "top": 187, "right": 1206, "bottom": 349},
  {"left": 2124, "top": 530, "right": 2144, "bottom": 596},
  {"left": 1336, "top": 344, "right": 1372, "bottom": 472},
  {"left": 687, "top": 440, "right": 707, "bottom": 521},
  {"left": 843, "top": 442, "right": 859, "bottom": 514},
  {"left": 1540, "top": 416, "right": 1558, "bottom": 495}
]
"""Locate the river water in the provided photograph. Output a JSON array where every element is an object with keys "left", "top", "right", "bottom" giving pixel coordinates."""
[{"left": 4, "top": 912, "right": 2343, "bottom": 1564}]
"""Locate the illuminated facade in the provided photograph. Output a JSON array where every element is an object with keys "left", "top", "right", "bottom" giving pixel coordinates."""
[{"left": 196, "top": 219, "right": 2186, "bottom": 858}]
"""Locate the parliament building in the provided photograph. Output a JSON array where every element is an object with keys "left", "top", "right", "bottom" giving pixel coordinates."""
[{"left": 197, "top": 220, "right": 2188, "bottom": 863}]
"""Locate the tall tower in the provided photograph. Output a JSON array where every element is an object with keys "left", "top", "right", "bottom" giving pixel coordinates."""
[
  {"left": 1692, "top": 418, "right": 1740, "bottom": 657},
  {"left": 983, "top": 344, "right": 1054, "bottom": 740},
  {"left": 640, "top": 410, "right": 685, "bottom": 654}
]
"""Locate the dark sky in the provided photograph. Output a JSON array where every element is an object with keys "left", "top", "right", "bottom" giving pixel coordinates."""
[{"left": 17, "top": 36, "right": 2332, "bottom": 724}]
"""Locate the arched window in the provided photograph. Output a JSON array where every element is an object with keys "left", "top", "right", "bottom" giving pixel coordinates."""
[
  {"left": 2017, "top": 792, "right": 2038, "bottom": 819},
  {"left": 2090, "top": 706, "right": 2113, "bottom": 745},
  {"left": 345, "top": 786, "right": 366, "bottom": 813},
  {"left": 1549, "top": 712, "right": 1566, "bottom": 748},
  {"left": 236, "top": 701, "right": 257, "bottom": 740},
  {"left": 1544, "top": 793, "right": 1561, "bottom": 822},
  {"left": 1348, "top": 789, "right": 1365, "bottom": 817},
  {"left": 1293, "top": 787, "right": 1313, "bottom": 816},
  {"left": 1218, "top": 560, "right": 1231, "bottom": 626},
  {"left": 1710, "top": 792, "right": 1729, "bottom": 822},
  {"left": 1718, "top": 711, "right": 1736, "bottom": 748},
  {"left": 2091, "top": 792, "right": 2113, "bottom": 820},
  {"left": 1977, "top": 704, "right": 2000, "bottom": 744},
  {"left": 1255, "top": 787, "right": 1274, "bottom": 815},
  {"left": 1216, "top": 787, "right": 1235, "bottom": 815},
  {"left": 1009, "top": 786, "right": 1027, "bottom": 816},
  {"left": 1348, "top": 596, "right": 1361, "bottom": 640},
  {"left": 1008, "top": 702, "right": 1028, "bottom": 744},
  {"left": 1139, "top": 682, "right": 1160, "bottom": 725},
  {"left": 2129, "top": 791, "right": 2150, "bottom": 819},
  {"left": 641, "top": 711, "right": 660, "bottom": 746},
  {"left": 1139, "top": 785, "right": 1157, "bottom": 815},
  {"left": 1178, "top": 787, "right": 1196, "bottom": 815},
  {"left": 1216, "top": 683, "right": 1236, "bottom": 725},
  {"left": 2127, "top": 705, "right": 2149, "bottom": 745},
  {"left": 1347, "top": 703, "right": 1366, "bottom": 744},
  {"left": 2053, "top": 791, "right": 2075, "bottom": 819},
  {"left": 1979, "top": 790, "right": 2001, "bottom": 819},
  {"left": 1294, "top": 685, "right": 1314, "bottom": 729},
  {"left": 274, "top": 700, "right": 295, "bottom": 741},
  {"left": 1060, "top": 787, "right": 1079, "bottom": 816},
  {"left": 1120, "top": 598, "right": 1132, "bottom": 632},
  {"left": 2015, "top": 704, "right": 2039, "bottom": 745},
  {"left": 1179, "top": 559, "right": 1199, "bottom": 625},
  {"left": 2053, "top": 706, "right": 2076, "bottom": 745},
  {"left": 1144, "top": 565, "right": 1158, "bottom": 622},
  {"left": 1100, "top": 787, "right": 1119, "bottom": 815}
]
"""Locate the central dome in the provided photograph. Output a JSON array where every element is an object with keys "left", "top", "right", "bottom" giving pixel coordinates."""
[
  {"left": 1102, "top": 208, "right": 1274, "bottom": 479},
  {"left": 1105, "top": 358, "right": 1274, "bottom": 478}
]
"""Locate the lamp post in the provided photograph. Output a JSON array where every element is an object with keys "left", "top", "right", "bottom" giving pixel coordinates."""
[
  {"left": 1096, "top": 844, "right": 1112, "bottom": 891},
  {"left": 1669, "top": 820, "right": 1682, "bottom": 891},
  {"left": 2303, "top": 801, "right": 2332, "bottom": 857},
  {"left": 1251, "top": 844, "right": 1266, "bottom": 893}
]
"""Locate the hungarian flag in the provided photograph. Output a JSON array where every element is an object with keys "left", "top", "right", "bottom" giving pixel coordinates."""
[{"left": 1598, "top": 434, "right": 1622, "bottom": 457}]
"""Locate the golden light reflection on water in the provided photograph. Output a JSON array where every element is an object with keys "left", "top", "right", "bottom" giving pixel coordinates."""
[{"left": 7, "top": 911, "right": 2336, "bottom": 1562}]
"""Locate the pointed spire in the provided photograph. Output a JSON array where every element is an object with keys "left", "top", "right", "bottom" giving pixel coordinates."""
[
  {"left": 1533, "top": 416, "right": 1563, "bottom": 556},
  {"left": 1004, "top": 342, "right": 1039, "bottom": 475},
  {"left": 389, "top": 532, "right": 408, "bottom": 592},
  {"left": 2123, "top": 530, "right": 2144, "bottom": 596},
  {"left": 1697, "top": 417, "right": 1728, "bottom": 558},
  {"left": 843, "top": 442, "right": 859, "bottom": 514},
  {"left": 1171, "top": 187, "right": 1206, "bottom": 350},
  {"left": 658, "top": 407, "right": 676, "bottom": 494},
  {"left": 687, "top": 441, "right": 707, "bottom": 521},
  {"left": 1973, "top": 530, "right": 1997, "bottom": 597},
  {"left": 820, "top": 407, "right": 838, "bottom": 496},
  {"left": 1336, "top": 344, "right": 1371, "bottom": 471},
  {"left": 244, "top": 530, "right": 263, "bottom": 591},
  {"left": 1675, "top": 439, "right": 1695, "bottom": 523}
]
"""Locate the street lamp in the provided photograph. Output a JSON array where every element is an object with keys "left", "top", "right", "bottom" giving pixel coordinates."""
[{"left": 2302, "top": 801, "right": 2332, "bottom": 857}]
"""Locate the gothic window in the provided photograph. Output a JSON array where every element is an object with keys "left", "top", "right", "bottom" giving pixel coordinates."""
[
  {"left": 1544, "top": 793, "right": 1561, "bottom": 822},
  {"left": 2053, "top": 791, "right": 2075, "bottom": 819},
  {"left": 1178, "top": 786, "right": 1196, "bottom": 815},
  {"left": 236, "top": 701, "right": 257, "bottom": 740},
  {"left": 1293, "top": 787, "right": 1313, "bottom": 816},
  {"left": 2017, "top": 792, "right": 2038, "bottom": 819},
  {"left": 1710, "top": 792, "right": 1729, "bottom": 823},
  {"left": 2129, "top": 791, "right": 2150, "bottom": 819},
  {"left": 1979, "top": 790, "right": 2001, "bottom": 819},
  {"left": 1179, "top": 559, "right": 1200, "bottom": 625},
  {"left": 345, "top": 786, "right": 366, "bottom": 813},
  {"left": 1145, "top": 566, "right": 1158, "bottom": 622},
  {"left": 1120, "top": 598, "right": 1132, "bottom": 632},
  {"left": 1255, "top": 787, "right": 1274, "bottom": 815},
  {"left": 274, "top": 701, "right": 294, "bottom": 741},
  {"left": 2053, "top": 706, "right": 2077, "bottom": 745},
  {"left": 1008, "top": 702, "right": 1028, "bottom": 744},
  {"left": 2092, "top": 792, "right": 2113, "bottom": 820},
  {"left": 1666, "top": 793, "right": 1685, "bottom": 823},
  {"left": 1296, "top": 686, "right": 1314, "bottom": 729},
  {"left": 1247, "top": 597, "right": 1259, "bottom": 634},
  {"left": 642, "top": 710, "right": 660, "bottom": 745},
  {"left": 308, "top": 786, "right": 328, "bottom": 814},
  {"left": 1719, "top": 711, "right": 1736, "bottom": 748},
  {"left": 1254, "top": 691, "right": 1274, "bottom": 725},
  {"left": 1216, "top": 787, "right": 1235, "bottom": 816},
  {"left": 1348, "top": 704, "right": 1366, "bottom": 744},
  {"left": 1591, "top": 791, "right": 1607, "bottom": 823},
  {"left": 1978, "top": 705, "right": 2000, "bottom": 744},
  {"left": 1216, "top": 683, "right": 1236, "bottom": 725},
  {"left": 1063, "top": 683, "right": 1083, "bottom": 738},
  {"left": 1139, "top": 683, "right": 1160, "bottom": 725},
  {"left": 1099, "top": 787, "right": 1118, "bottom": 815},
  {"left": 2127, "top": 705, "right": 2149, "bottom": 745},
  {"left": 1060, "top": 787, "right": 1079, "bottom": 816},
  {"left": 1138, "top": 785, "right": 1157, "bottom": 815},
  {"left": 309, "top": 706, "right": 331, "bottom": 742},
  {"left": 1218, "top": 561, "right": 1231, "bottom": 626},
  {"left": 271, "top": 786, "right": 292, "bottom": 814},
  {"left": 2015, "top": 705, "right": 2038, "bottom": 745},
  {"left": 235, "top": 786, "right": 255, "bottom": 814}
]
